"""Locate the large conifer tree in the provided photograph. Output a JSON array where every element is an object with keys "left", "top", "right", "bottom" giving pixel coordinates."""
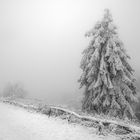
[{"left": 78, "top": 9, "right": 137, "bottom": 119}]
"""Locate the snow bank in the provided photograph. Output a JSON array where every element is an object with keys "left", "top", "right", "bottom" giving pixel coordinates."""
[
  {"left": 0, "top": 102, "right": 111, "bottom": 140},
  {"left": 1, "top": 98, "right": 140, "bottom": 140}
]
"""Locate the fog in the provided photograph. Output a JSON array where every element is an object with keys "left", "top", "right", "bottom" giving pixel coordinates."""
[{"left": 0, "top": 0, "right": 140, "bottom": 106}]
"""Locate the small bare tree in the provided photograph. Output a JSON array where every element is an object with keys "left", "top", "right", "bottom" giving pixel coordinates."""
[{"left": 3, "top": 82, "right": 27, "bottom": 99}]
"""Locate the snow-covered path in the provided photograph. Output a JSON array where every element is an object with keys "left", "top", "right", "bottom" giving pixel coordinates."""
[{"left": 0, "top": 102, "right": 113, "bottom": 140}]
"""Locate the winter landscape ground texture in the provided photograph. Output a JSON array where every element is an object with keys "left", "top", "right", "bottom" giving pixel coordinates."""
[{"left": 0, "top": 102, "right": 117, "bottom": 140}]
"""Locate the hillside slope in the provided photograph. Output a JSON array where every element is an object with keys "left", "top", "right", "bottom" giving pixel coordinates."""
[{"left": 0, "top": 102, "right": 115, "bottom": 140}]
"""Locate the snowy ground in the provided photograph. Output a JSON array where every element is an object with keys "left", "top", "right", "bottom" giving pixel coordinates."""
[{"left": 0, "top": 102, "right": 117, "bottom": 140}]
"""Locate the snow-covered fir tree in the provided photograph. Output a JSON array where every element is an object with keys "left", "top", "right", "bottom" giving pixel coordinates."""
[{"left": 78, "top": 9, "right": 137, "bottom": 119}]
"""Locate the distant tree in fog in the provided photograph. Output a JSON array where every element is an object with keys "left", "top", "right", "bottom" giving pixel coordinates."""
[
  {"left": 78, "top": 9, "right": 138, "bottom": 119},
  {"left": 2, "top": 82, "right": 27, "bottom": 99}
]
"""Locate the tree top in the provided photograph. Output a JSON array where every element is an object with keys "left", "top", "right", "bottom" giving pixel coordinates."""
[{"left": 103, "top": 9, "right": 113, "bottom": 22}]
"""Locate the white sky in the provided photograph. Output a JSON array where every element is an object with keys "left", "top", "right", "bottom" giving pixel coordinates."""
[{"left": 0, "top": 0, "right": 140, "bottom": 102}]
